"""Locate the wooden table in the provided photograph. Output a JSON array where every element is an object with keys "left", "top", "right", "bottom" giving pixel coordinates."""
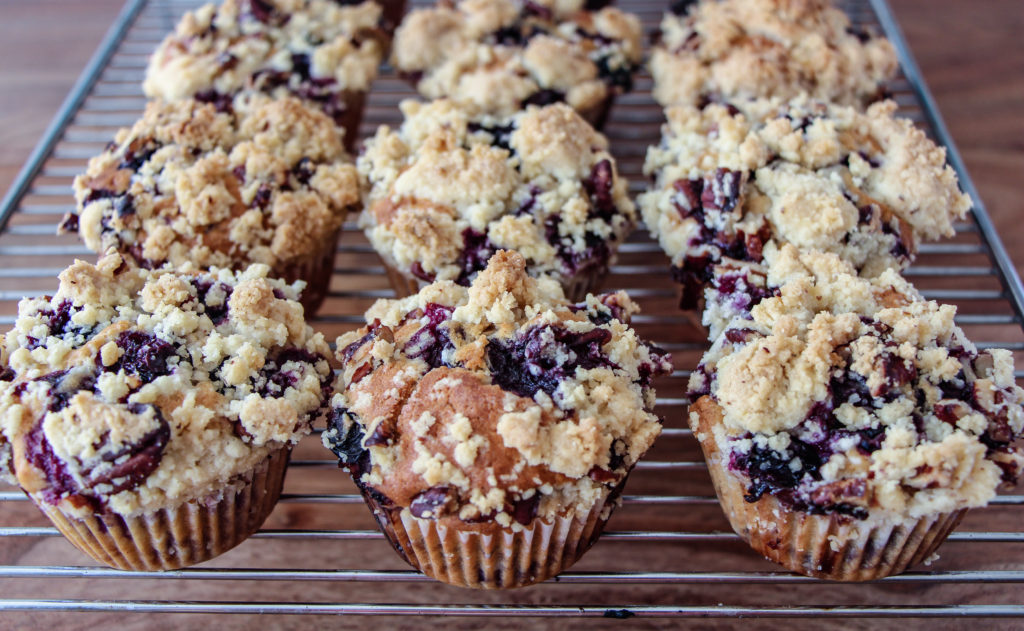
[{"left": 0, "top": 1, "right": 1022, "bottom": 629}]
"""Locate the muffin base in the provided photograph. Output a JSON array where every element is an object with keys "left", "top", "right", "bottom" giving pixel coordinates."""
[
  {"left": 33, "top": 446, "right": 290, "bottom": 571},
  {"left": 360, "top": 480, "right": 626, "bottom": 589},
  {"left": 274, "top": 225, "right": 344, "bottom": 316},
  {"left": 690, "top": 396, "right": 966, "bottom": 581},
  {"left": 377, "top": 0, "right": 407, "bottom": 35},
  {"left": 333, "top": 90, "right": 368, "bottom": 153},
  {"left": 381, "top": 259, "right": 606, "bottom": 302}
]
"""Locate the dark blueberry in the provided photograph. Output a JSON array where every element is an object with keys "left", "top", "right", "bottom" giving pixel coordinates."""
[
  {"left": 58, "top": 213, "right": 79, "bottom": 233},
  {"left": 409, "top": 486, "right": 457, "bottom": 519},
  {"left": 36, "top": 369, "right": 97, "bottom": 413},
  {"left": 111, "top": 331, "right": 177, "bottom": 382},
  {"left": 510, "top": 494, "right": 539, "bottom": 526},
  {"left": 856, "top": 426, "right": 886, "bottom": 454},
  {"left": 455, "top": 228, "right": 499, "bottom": 286},
  {"left": 251, "top": 183, "right": 273, "bottom": 209},
  {"left": 595, "top": 55, "right": 634, "bottom": 92},
  {"left": 324, "top": 407, "right": 370, "bottom": 475},
  {"left": 881, "top": 352, "right": 917, "bottom": 390},
  {"left": 846, "top": 25, "right": 872, "bottom": 43},
  {"left": 339, "top": 329, "right": 378, "bottom": 365},
  {"left": 522, "top": 1, "right": 553, "bottom": 20},
  {"left": 830, "top": 369, "right": 872, "bottom": 408},
  {"left": 724, "top": 328, "right": 758, "bottom": 344},
  {"left": 731, "top": 436, "right": 822, "bottom": 503},
  {"left": 246, "top": 0, "right": 288, "bottom": 25},
  {"left": 938, "top": 370, "right": 972, "bottom": 403},
  {"left": 584, "top": 159, "right": 616, "bottom": 222},
  {"left": 118, "top": 143, "right": 158, "bottom": 172},
  {"left": 24, "top": 422, "right": 77, "bottom": 505},
  {"left": 544, "top": 215, "right": 612, "bottom": 277},
  {"left": 85, "top": 188, "right": 118, "bottom": 204},
  {"left": 290, "top": 52, "right": 311, "bottom": 80},
  {"left": 466, "top": 121, "right": 516, "bottom": 152},
  {"left": 404, "top": 303, "right": 455, "bottom": 369},
  {"left": 607, "top": 438, "right": 627, "bottom": 471},
  {"left": 256, "top": 347, "right": 324, "bottom": 397},
  {"left": 522, "top": 89, "right": 565, "bottom": 108},
  {"left": 670, "top": 0, "right": 698, "bottom": 15},
  {"left": 194, "top": 89, "right": 234, "bottom": 114},
  {"left": 192, "top": 279, "right": 233, "bottom": 325},
  {"left": 515, "top": 186, "right": 541, "bottom": 217},
  {"left": 291, "top": 157, "right": 316, "bottom": 186},
  {"left": 486, "top": 324, "right": 616, "bottom": 399}
]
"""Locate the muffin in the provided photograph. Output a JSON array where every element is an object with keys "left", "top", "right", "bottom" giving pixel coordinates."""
[
  {"left": 64, "top": 96, "right": 360, "bottom": 315},
  {"left": 652, "top": 0, "right": 897, "bottom": 108},
  {"left": 0, "top": 251, "right": 333, "bottom": 570},
  {"left": 143, "top": 0, "right": 388, "bottom": 149},
  {"left": 323, "top": 251, "right": 671, "bottom": 588},
  {"left": 358, "top": 99, "right": 635, "bottom": 301},
  {"left": 639, "top": 96, "right": 971, "bottom": 334},
  {"left": 391, "top": 0, "right": 643, "bottom": 129},
  {"left": 688, "top": 247, "right": 1024, "bottom": 580}
]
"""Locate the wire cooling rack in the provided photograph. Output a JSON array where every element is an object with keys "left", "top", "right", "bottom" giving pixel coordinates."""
[{"left": 0, "top": 0, "right": 1022, "bottom": 624}]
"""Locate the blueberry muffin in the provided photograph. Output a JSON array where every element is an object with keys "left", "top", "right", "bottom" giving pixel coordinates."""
[
  {"left": 143, "top": 0, "right": 389, "bottom": 149},
  {"left": 65, "top": 96, "right": 360, "bottom": 315},
  {"left": 639, "top": 97, "right": 971, "bottom": 333},
  {"left": 358, "top": 99, "right": 635, "bottom": 301},
  {"left": 688, "top": 248, "right": 1024, "bottom": 580},
  {"left": 0, "top": 252, "right": 332, "bottom": 570},
  {"left": 323, "top": 251, "right": 671, "bottom": 588},
  {"left": 652, "top": 0, "right": 897, "bottom": 108},
  {"left": 391, "top": 0, "right": 643, "bottom": 129}
]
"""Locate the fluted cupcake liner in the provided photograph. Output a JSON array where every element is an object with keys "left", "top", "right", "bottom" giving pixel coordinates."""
[
  {"left": 691, "top": 396, "right": 966, "bottom": 581},
  {"left": 33, "top": 446, "right": 290, "bottom": 571},
  {"left": 275, "top": 225, "right": 344, "bottom": 316},
  {"left": 359, "top": 479, "right": 626, "bottom": 589},
  {"left": 381, "top": 258, "right": 607, "bottom": 303}
]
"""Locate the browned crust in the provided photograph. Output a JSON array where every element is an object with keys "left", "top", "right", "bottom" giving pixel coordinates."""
[{"left": 690, "top": 395, "right": 965, "bottom": 581}]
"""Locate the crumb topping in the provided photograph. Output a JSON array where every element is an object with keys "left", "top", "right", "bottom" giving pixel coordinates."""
[
  {"left": 689, "top": 248, "right": 1024, "bottom": 520},
  {"left": 323, "top": 251, "right": 670, "bottom": 526},
  {"left": 143, "top": 0, "right": 386, "bottom": 124},
  {"left": 358, "top": 99, "right": 635, "bottom": 288},
  {"left": 0, "top": 252, "right": 332, "bottom": 517},
  {"left": 652, "top": 0, "right": 897, "bottom": 108},
  {"left": 391, "top": 0, "right": 642, "bottom": 118},
  {"left": 639, "top": 96, "right": 970, "bottom": 330},
  {"left": 67, "top": 96, "right": 360, "bottom": 273}
]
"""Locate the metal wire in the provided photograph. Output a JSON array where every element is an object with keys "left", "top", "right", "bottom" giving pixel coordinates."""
[{"left": 0, "top": 0, "right": 1021, "bottom": 620}]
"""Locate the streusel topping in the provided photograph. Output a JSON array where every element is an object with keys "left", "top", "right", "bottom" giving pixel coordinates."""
[
  {"left": 391, "top": 0, "right": 642, "bottom": 120},
  {"left": 358, "top": 99, "right": 635, "bottom": 288},
  {"left": 66, "top": 96, "right": 359, "bottom": 273},
  {"left": 639, "top": 96, "right": 970, "bottom": 321},
  {"left": 144, "top": 0, "right": 386, "bottom": 125},
  {"left": 0, "top": 252, "right": 332, "bottom": 517},
  {"left": 689, "top": 248, "right": 1024, "bottom": 520},
  {"left": 323, "top": 251, "right": 670, "bottom": 527},
  {"left": 652, "top": 0, "right": 897, "bottom": 108}
]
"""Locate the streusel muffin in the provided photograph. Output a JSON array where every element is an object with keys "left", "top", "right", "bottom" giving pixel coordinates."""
[
  {"left": 323, "top": 251, "right": 671, "bottom": 588},
  {"left": 652, "top": 0, "right": 897, "bottom": 108},
  {"left": 0, "top": 252, "right": 332, "bottom": 570},
  {"left": 639, "top": 96, "right": 971, "bottom": 332},
  {"left": 391, "top": 0, "right": 643, "bottom": 128},
  {"left": 65, "top": 96, "right": 360, "bottom": 314},
  {"left": 688, "top": 248, "right": 1024, "bottom": 580},
  {"left": 143, "top": 0, "right": 388, "bottom": 149},
  {"left": 359, "top": 99, "right": 635, "bottom": 301}
]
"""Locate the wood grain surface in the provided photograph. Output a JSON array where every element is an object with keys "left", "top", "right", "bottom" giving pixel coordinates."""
[{"left": 0, "top": 1, "right": 1022, "bottom": 629}]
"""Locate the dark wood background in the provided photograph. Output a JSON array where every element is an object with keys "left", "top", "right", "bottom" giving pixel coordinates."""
[{"left": 0, "top": 1, "right": 1022, "bottom": 629}]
